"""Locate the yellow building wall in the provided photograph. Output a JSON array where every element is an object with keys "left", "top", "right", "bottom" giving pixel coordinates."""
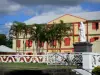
[
  {"left": 88, "top": 22, "right": 100, "bottom": 34},
  {"left": 12, "top": 14, "right": 100, "bottom": 54},
  {"left": 74, "top": 36, "right": 79, "bottom": 43},
  {"left": 48, "top": 50, "right": 73, "bottom": 53},
  {"left": 47, "top": 36, "right": 74, "bottom": 53},
  {"left": 88, "top": 35, "right": 100, "bottom": 52},
  {"left": 47, "top": 14, "right": 86, "bottom": 53},
  {"left": 74, "top": 23, "right": 79, "bottom": 35},
  {"left": 48, "top": 14, "right": 86, "bottom": 24},
  {"left": 92, "top": 39, "right": 100, "bottom": 53}
]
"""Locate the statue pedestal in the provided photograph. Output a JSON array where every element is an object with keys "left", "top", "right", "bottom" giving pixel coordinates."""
[{"left": 73, "top": 42, "right": 93, "bottom": 52}]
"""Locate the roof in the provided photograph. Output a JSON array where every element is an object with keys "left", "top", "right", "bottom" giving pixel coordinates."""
[
  {"left": 24, "top": 11, "right": 100, "bottom": 24},
  {"left": 0, "top": 45, "right": 16, "bottom": 53},
  {"left": 24, "top": 14, "right": 62, "bottom": 24},
  {"left": 72, "top": 11, "right": 100, "bottom": 21}
]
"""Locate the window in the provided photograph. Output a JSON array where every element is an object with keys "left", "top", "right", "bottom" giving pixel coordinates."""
[
  {"left": 41, "top": 42, "right": 44, "bottom": 47},
  {"left": 92, "top": 22, "right": 99, "bottom": 30},
  {"left": 53, "top": 40, "right": 56, "bottom": 46},
  {"left": 49, "top": 40, "right": 56, "bottom": 47},
  {"left": 64, "top": 38, "right": 70, "bottom": 46},
  {"left": 94, "top": 37, "right": 99, "bottom": 41},
  {"left": 78, "top": 23, "right": 80, "bottom": 29},
  {"left": 26, "top": 40, "right": 32, "bottom": 47},
  {"left": 26, "top": 40, "right": 28, "bottom": 47},
  {"left": 16, "top": 40, "right": 20, "bottom": 48},
  {"left": 96, "top": 22, "right": 99, "bottom": 30},
  {"left": 90, "top": 37, "right": 99, "bottom": 42},
  {"left": 40, "top": 42, "right": 44, "bottom": 47},
  {"left": 38, "top": 41, "right": 44, "bottom": 47},
  {"left": 90, "top": 38, "right": 95, "bottom": 42},
  {"left": 28, "top": 40, "right": 32, "bottom": 47}
]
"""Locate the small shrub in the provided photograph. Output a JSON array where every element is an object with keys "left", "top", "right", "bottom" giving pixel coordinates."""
[{"left": 92, "top": 66, "right": 100, "bottom": 75}]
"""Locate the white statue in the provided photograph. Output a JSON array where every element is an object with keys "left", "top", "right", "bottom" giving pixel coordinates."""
[{"left": 79, "top": 22, "right": 86, "bottom": 42}]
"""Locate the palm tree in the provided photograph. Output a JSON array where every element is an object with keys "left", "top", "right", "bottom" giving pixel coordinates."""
[
  {"left": 54, "top": 20, "right": 72, "bottom": 52},
  {"left": 38, "top": 25, "right": 46, "bottom": 53},
  {"left": 45, "top": 20, "right": 72, "bottom": 53},
  {"left": 29, "top": 24, "right": 46, "bottom": 54},
  {"left": 22, "top": 24, "right": 29, "bottom": 54},
  {"left": 44, "top": 23, "right": 57, "bottom": 53},
  {"left": 29, "top": 21, "right": 72, "bottom": 54},
  {"left": 9, "top": 21, "right": 25, "bottom": 53}
]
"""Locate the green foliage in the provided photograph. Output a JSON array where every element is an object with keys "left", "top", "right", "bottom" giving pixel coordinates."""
[
  {"left": 29, "top": 20, "right": 72, "bottom": 52},
  {"left": 9, "top": 20, "right": 72, "bottom": 53},
  {"left": 9, "top": 21, "right": 27, "bottom": 53},
  {"left": 0, "top": 34, "right": 12, "bottom": 48},
  {"left": 6, "top": 38, "right": 12, "bottom": 48},
  {"left": 92, "top": 66, "right": 100, "bottom": 75},
  {"left": 0, "top": 34, "right": 6, "bottom": 45},
  {"left": 9, "top": 21, "right": 26, "bottom": 39}
]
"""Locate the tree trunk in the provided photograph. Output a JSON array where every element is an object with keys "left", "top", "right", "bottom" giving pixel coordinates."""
[
  {"left": 16, "top": 38, "right": 17, "bottom": 53},
  {"left": 23, "top": 39, "right": 24, "bottom": 55},
  {"left": 59, "top": 41, "right": 61, "bottom": 52},
  {"left": 23, "top": 35, "right": 26, "bottom": 55},
  {"left": 32, "top": 41, "right": 35, "bottom": 55},
  {"left": 16, "top": 35, "right": 18, "bottom": 54},
  {"left": 36, "top": 40, "right": 39, "bottom": 54},
  {"left": 47, "top": 41, "right": 48, "bottom": 53}
]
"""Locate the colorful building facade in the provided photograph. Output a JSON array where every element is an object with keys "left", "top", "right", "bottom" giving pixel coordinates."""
[
  {"left": 47, "top": 14, "right": 100, "bottom": 53},
  {"left": 12, "top": 11, "right": 100, "bottom": 54}
]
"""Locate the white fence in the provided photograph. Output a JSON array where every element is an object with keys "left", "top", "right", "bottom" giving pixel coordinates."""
[
  {"left": 0, "top": 55, "right": 47, "bottom": 63},
  {"left": 47, "top": 52, "right": 100, "bottom": 70},
  {"left": 0, "top": 52, "right": 100, "bottom": 70},
  {"left": 47, "top": 52, "right": 82, "bottom": 65}
]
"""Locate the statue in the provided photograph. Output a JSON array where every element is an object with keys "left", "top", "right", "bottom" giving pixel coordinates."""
[
  {"left": 79, "top": 22, "right": 86, "bottom": 42},
  {"left": 73, "top": 22, "right": 92, "bottom": 52}
]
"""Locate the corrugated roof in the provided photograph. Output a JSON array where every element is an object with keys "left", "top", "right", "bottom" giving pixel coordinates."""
[
  {"left": 24, "top": 11, "right": 100, "bottom": 24},
  {"left": 24, "top": 14, "right": 62, "bottom": 24},
  {"left": 0, "top": 45, "right": 16, "bottom": 53},
  {"left": 72, "top": 11, "right": 100, "bottom": 20}
]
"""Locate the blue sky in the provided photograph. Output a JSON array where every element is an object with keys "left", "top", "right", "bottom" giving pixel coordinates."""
[{"left": 0, "top": 0, "right": 100, "bottom": 35}]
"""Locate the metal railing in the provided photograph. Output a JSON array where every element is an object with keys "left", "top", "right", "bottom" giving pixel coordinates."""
[
  {"left": 47, "top": 52, "right": 83, "bottom": 66},
  {"left": 0, "top": 52, "right": 100, "bottom": 75}
]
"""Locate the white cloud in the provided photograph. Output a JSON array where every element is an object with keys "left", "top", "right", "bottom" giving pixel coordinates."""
[
  {"left": 41, "top": 6, "right": 85, "bottom": 15},
  {"left": 0, "top": 0, "right": 100, "bottom": 16},
  {"left": 0, "top": 0, "right": 99, "bottom": 16},
  {"left": 0, "top": 22, "right": 13, "bottom": 35},
  {"left": 5, "top": 22, "right": 13, "bottom": 28},
  {"left": 0, "top": 0, "right": 22, "bottom": 15}
]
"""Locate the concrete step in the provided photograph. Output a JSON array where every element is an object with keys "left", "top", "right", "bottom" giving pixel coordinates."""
[{"left": 72, "top": 69, "right": 92, "bottom": 75}]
